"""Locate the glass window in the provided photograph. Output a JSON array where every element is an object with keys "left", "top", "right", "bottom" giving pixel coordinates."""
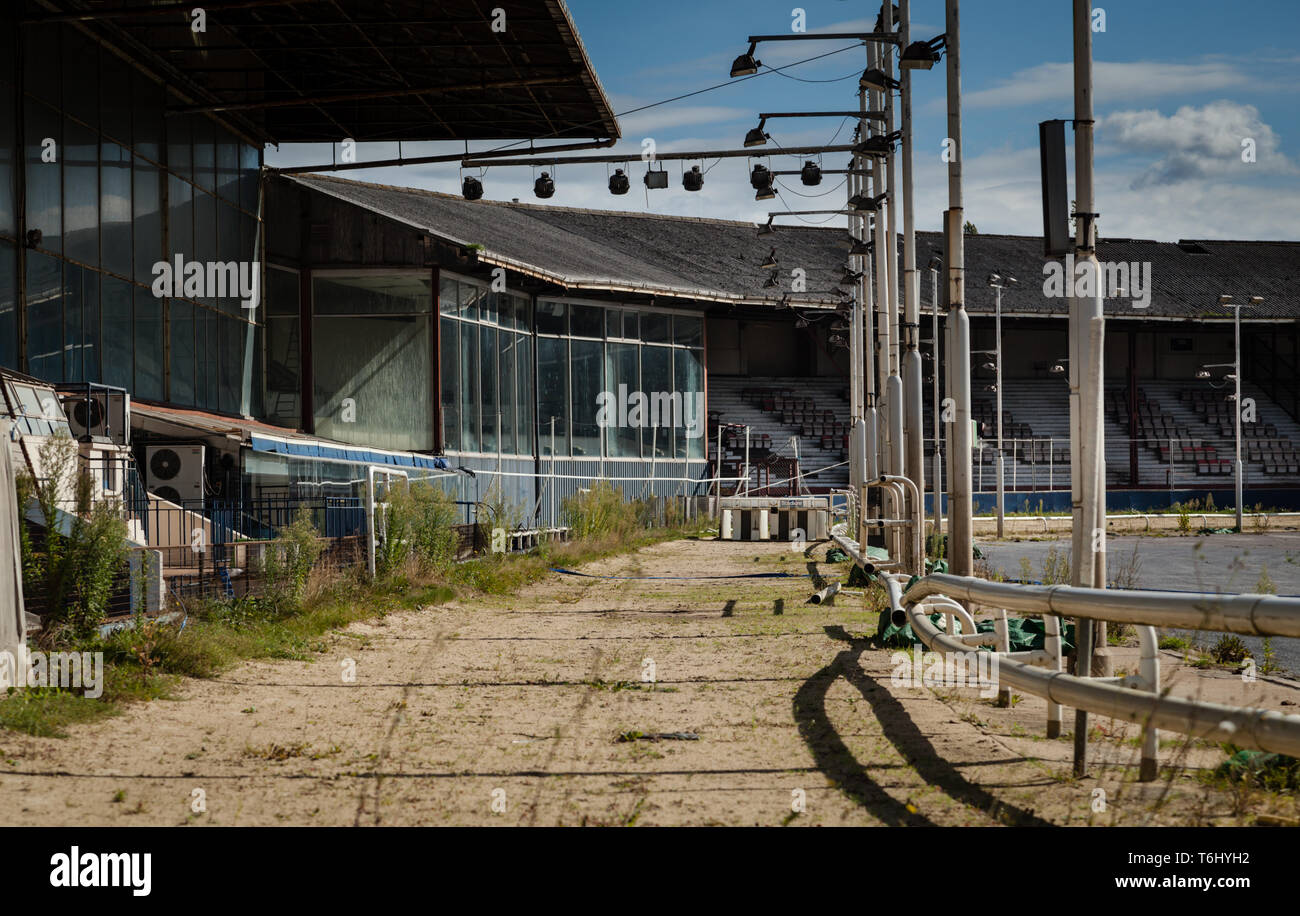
[
  {"left": 0, "top": 242, "right": 16, "bottom": 369},
  {"left": 193, "top": 190, "right": 216, "bottom": 303},
  {"left": 675, "top": 315, "right": 704, "bottom": 348},
  {"left": 100, "top": 53, "right": 131, "bottom": 146},
  {"left": 570, "top": 338, "right": 602, "bottom": 458},
  {"left": 537, "top": 337, "right": 568, "bottom": 456},
  {"left": 606, "top": 308, "right": 621, "bottom": 339},
  {"left": 170, "top": 299, "right": 196, "bottom": 406},
  {"left": 498, "top": 293, "right": 516, "bottom": 330},
  {"left": 571, "top": 304, "right": 603, "bottom": 338},
  {"left": 239, "top": 144, "right": 259, "bottom": 214},
  {"left": 168, "top": 175, "right": 193, "bottom": 269},
  {"left": 439, "top": 316, "right": 459, "bottom": 451},
  {"left": 458, "top": 320, "right": 478, "bottom": 451},
  {"left": 264, "top": 315, "right": 299, "bottom": 427},
  {"left": 438, "top": 275, "right": 457, "bottom": 314},
  {"left": 604, "top": 342, "right": 639, "bottom": 458},
  {"left": 312, "top": 314, "right": 432, "bottom": 451},
  {"left": 641, "top": 344, "right": 673, "bottom": 459},
  {"left": 516, "top": 334, "right": 533, "bottom": 455},
  {"left": 25, "top": 101, "right": 61, "bottom": 254},
  {"left": 480, "top": 325, "right": 498, "bottom": 452},
  {"left": 134, "top": 288, "right": 163, "bottom": 401},
  {"left": 202, "top": 308, "right": 220, "bottom": 409},
  {"left": 217, "top": 133, "right": 239, "bottom": 203},
  {"left": 479, "top": 289, "right": 497, "bottom": 325},
  {"left": 100, "top": 141, "right": 131, "bottom": 277},
  {"left": 314, "top": 273, "right": 431, "bottom": 315},
  {"left": 498, "top": 326, "right": 516, "bottom": 455},
  {"left": 167, "top": 116, "right": 192, "bottom": 182},
  {"left": 101, "top": 277, "right": 132, "bottom": 389},
  {"left": 219, "top": 313, "right": 240, "bottom": 412},
  {"left": 25, "top": 24, "right": 60, "bottom": 106},
  {"left": 64, "top": 118, "right": 98, "bottom": 266},
  {"left": 675, "top": 348, "right": 705, "bottom": 459},
  {"left": 515, "top": 294, "right": 532, "bottom": 332},
  {"left": 622, "top": 310, "right": 638, "bottom": 340},
  {"left": 267, "top": 266, "right": 298, "bottom": 316},
  {"left": 24, "top": 253, "right": 62, "bottom": 381},
  {"left": 134, "top": 155, "right": 162, "bottom": 283},
  {"left": 458, "top": 281, "right": 481, "bottom": 322},
  {"left": 193, "top": 116, "right": 214, "bottom": 193},
  {"left": 0, "top": 81, "right": 14, "bottom": 236},
  {"left": 64, "top": 263, "right": 99, "bottom": 383},
  {"left": 641, "top": 312, "right": 671, "bottom": 344},
  {"left": 133, "top": 70, "right": 163, "bottom": 163},
  {"left": 62, "top": 29, "right": 99, "bottom": 127},
  {"left": 535, "top": 299, "right": 566, "bottom": 335}
]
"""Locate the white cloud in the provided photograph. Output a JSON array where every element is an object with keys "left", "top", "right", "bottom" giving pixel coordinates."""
[
  {"left": 961, "top": 59, "right": 1250, "bottom": 109},
  {"left": 1100, "top": 100, "right": 1294, "bottom": 187}
]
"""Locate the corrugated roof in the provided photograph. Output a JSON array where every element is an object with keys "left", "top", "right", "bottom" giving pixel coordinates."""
[
  {"left": 29, "top": 0, "right": 619, "bottom": 144},
  {"left": 281, "top": 174, "right": 1300, "bottom": 320},
  {"left": 284, "top": 173, "right": 852, "bottom": 307}
]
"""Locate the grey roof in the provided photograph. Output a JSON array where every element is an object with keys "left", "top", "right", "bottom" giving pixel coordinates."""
[
  {"left": 283, "top": 173, "right": 852, "bottom": 308},
  {"left": 283, "top": 173, "right": 1300, "bottom": 320},
  {"left": 933, "top": 232, "right": 1300, "bottom": 321}
]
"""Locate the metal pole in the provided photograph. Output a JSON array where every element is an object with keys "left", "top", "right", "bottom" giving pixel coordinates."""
[
  {"left": 944, "top": 0, "right": 972, "bottom": 579},
  {"left": 932, "top": 268, "right": 942, "bottom": 544},
  {"left": 1235, "top": 305, "right": 1244, "bottom": 530},
  {"left": 1071, "top": 0, "right": 1107, "bottom": 778},
  {"left": 900, "top": 0, "right": 925, "bottom": 555},
  {"left": 550, "top": 417, "right": 557, "bottom": 530},
  {"left": 995, "top": 285, "right": 1004, "bottom": 538}
]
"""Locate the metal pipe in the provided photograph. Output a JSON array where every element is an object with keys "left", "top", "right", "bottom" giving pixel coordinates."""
[
  {"left": 903, "top": 573, "right": 1300, "bottom": 638},
  {"left": 891, "top": 576, "right": 1300, "bottom": 758},
  {"left": 995, "top": 284, "right": 1004, "bottom": 538},
  {"left": 810, "top": 582, "right": 841, "bottom": 605},
  {"left": 461, "top": 143, "right": 860, "bottom": 169},
  {"left": 944, "top": 0, "right": 971, "bottom": 579},
  {"left": 880, "top": 473, "right": 924, "bottom": 578},
  {"left": 276, "top": 138, "right": 618, "bottom": 175}
]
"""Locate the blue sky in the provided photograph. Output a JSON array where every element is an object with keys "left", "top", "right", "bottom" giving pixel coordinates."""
[{"left": 266, "top": 0, "right": 1300, "bottom": 241}]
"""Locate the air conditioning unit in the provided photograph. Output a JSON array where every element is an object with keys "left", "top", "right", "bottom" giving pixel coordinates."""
[
  {"left": 145, "top": 445, "right": 205, "bottom": 506},
  {"left": 61, "top": 386, "right": 131, "bottom": 445}
]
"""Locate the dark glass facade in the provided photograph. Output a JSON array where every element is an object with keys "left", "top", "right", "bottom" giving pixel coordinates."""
[{"left": 0, "top": 16, "right": 261, "bottom": 415}]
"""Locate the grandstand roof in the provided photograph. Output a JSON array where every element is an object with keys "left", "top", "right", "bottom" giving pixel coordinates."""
[{"left": 281, "top": 173, "right": 1300, "bottom": 320}]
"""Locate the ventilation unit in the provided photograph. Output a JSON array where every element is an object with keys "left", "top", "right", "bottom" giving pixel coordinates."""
[
  {"left": 145, "top": 444, "right": 205, "bottom": 505},
  {"left": 60, "top": 386, "right": 131, "bottom": 445}
]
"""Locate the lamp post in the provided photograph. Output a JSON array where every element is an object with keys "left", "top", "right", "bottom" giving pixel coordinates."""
[
  {"left": 987, "top": 272, "right": 1017, "bottom": 537},
  {"left": 928, "top": 254, "right": 943, "bottom": 541},
  {"left": 1209, "top": 294, "right": 1262, "bottom": 530}
]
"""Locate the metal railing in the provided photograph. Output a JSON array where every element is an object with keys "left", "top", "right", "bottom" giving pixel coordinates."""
[
  {"left": 889, "top": 572, "right": 1300, "bottom": 779},
  {"left": 924, "top": 435, "right": 1300, "bottom": 491}
]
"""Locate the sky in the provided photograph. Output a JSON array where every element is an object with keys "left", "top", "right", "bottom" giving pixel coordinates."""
[{"left": 265, "top": 0, "right": 1300, "bottom": 242}]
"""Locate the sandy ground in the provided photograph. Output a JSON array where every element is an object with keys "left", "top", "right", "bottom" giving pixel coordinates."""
[{"left": 0, "top": 538, "right": 1296, "bottom": 827}]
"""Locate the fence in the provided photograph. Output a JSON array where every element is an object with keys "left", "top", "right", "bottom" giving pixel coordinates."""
[{"left": 925, "top": 436, "right": 1300, "bottom": 492}]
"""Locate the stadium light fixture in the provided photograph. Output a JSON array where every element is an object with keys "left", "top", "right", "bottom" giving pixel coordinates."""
[
  {"left": 760, "top": 248, "right": 779, "bottom": 270},
  {"left": 744, "top": 119, "right": 768, "bottom": 147},
  {"left": 683, "top": 165, "right": 704, "bottom": 191},
  {"left": 461, "top": 175, "right": 484, "bottom": 201},
  {"left": 900, "top": 34, "right": 946, "bottom": 70},
  {"left": 859, "top": 68, "right": 899, "bottom": 92},
  {"left": 533, "top": 172, "right": 555, "bottom": 199},
  {"left": 730, "top": 43, "right": 761, "bottom": 77}
]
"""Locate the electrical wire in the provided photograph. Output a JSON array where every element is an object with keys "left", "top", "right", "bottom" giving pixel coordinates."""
[{"left": 775, "top": 176, "right": 847, "bottom": 199}]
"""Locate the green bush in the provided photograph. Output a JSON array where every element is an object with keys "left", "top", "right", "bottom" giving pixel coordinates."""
[
  {"left": 17, "top": 434, "right": 129, "bottom": 646},
  {"left": 562, "top": 481, "right": 642, "bottom": 541},
  {"left": 259, "top": 509, "right": 323, "bottom": 608},
  {"left": 378, "top": 481, "right": 459, "bottom": 578},
  {"left": 1209, "top": 633, "right": 1251, "bottom": 665}
]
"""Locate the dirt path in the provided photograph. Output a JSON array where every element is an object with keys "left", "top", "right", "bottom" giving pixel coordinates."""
[{"left": 0, "top": 538, "right": 1294, "bottom": 826}]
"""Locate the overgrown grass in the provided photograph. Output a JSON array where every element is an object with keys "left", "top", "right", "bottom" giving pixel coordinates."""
[{"left": 2, "top": 499, "right": 705, "bottom": 737}]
